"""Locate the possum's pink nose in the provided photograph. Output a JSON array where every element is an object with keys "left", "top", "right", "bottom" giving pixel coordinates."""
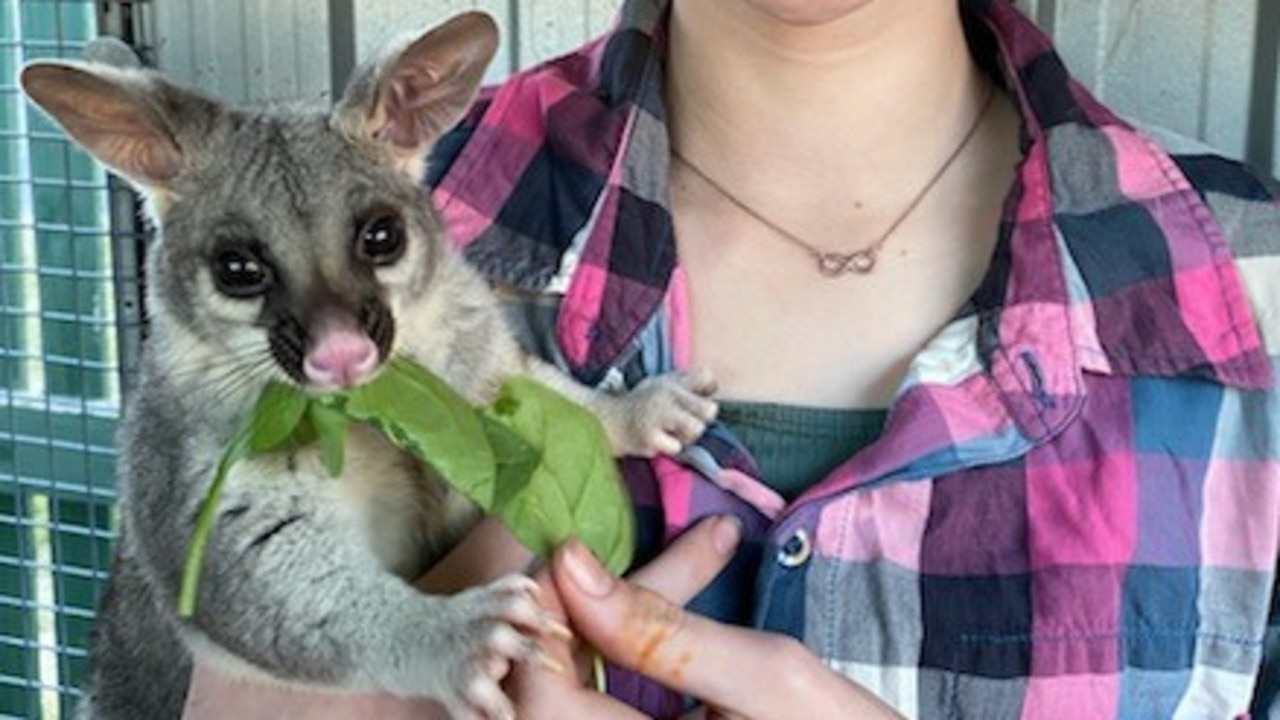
[{"left": 303, "top": 329, "right": 379, "bottom": 389}]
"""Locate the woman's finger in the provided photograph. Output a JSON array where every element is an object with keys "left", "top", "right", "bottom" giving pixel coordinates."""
[
  {"left": 551, "top": 540, "right": 902, "bottom": 720},
  {"left": 627, "top": 515, "right": 741, "bottom": 604},
  {"left": 551, "top": 539, "right": 787, "bottom": 716}
]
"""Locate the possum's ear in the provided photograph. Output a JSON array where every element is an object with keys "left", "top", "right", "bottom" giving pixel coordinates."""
[
  {"left": 332, "top": 11, "right": 498, "bottom": 175},
  {"left": 19, "top": 62, "right": 215, "bottom": 193}
]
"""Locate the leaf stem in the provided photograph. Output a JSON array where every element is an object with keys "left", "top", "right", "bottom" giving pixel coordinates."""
[{"left": 178, "top": 436, "right": 245, "bottom": 617}]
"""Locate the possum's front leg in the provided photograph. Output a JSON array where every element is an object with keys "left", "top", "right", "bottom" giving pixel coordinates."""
[
  {"left": 137, "top": 443, "right": 549, "bottom": 720},
  {"left": 524, "top": 360, "right": 720, "bottom": 458},
  {"left": 410, "top": 272, "right": 720, "bottom": 459}
]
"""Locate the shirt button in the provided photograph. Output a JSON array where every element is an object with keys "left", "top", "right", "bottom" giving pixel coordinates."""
[{"left": 777, "top": 528, "right": 812, "bottom": 568}]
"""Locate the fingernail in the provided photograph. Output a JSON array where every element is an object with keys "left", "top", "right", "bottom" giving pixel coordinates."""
[
  {"left": 713, "top": 515, "right": 742, "bottom": 554},
  {"left": 561, "top": 540, "right": 614, "bottom": 598}
]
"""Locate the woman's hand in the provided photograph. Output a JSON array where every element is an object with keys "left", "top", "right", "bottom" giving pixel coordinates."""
[
  {"left": 510, "top": 516, "right": 903, "bottom": 720},
  {"left": 506, "top": 516, "right": 744, "bottom": 718},
  {"left": 183, "top": 513, "right": 901, "bottom": 720},
  {"left": 181, "top": 516, "right": 533, "bottom": 720}
]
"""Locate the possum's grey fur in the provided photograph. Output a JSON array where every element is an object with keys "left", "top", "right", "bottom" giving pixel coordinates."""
[{"left": 20, "top": 12, "right": 715, "bottom": 720}]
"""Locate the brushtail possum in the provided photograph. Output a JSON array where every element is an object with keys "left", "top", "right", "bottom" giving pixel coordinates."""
[{"left": 20, "top": 12, "right": 717, "bottom": 720}]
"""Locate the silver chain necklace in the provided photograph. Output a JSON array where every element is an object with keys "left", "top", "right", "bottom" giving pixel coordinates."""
[{"left": 671, "top": 82, "right": 996, "bottom": 277}]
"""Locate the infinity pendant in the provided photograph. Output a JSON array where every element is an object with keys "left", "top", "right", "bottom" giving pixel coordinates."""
[{"left": 816, "top": 250, "right": 877, "bottom": 276}]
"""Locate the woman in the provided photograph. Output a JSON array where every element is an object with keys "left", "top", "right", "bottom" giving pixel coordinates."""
[{"left": 186, "top": 0, "right": 1280, "bottom": 717}]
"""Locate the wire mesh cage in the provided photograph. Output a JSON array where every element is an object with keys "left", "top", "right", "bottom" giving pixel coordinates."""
[{"left": 0, "top": 1, "right": 145, "bottom": 717}]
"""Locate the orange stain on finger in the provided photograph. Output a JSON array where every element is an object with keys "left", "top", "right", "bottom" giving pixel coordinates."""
[
  {"left": 621, "top": 588, "right": 696, "bottom": 683},
  {"left": 669, "top": 650, "right": 692, "bottom": 685}
]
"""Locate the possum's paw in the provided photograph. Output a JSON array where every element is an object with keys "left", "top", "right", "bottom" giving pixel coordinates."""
[
  {"left": 601, "top": 369, "right": 719, "bottom": 458},
  {"left": 433, "top": 574, "right": 559, "bottom": 720}
]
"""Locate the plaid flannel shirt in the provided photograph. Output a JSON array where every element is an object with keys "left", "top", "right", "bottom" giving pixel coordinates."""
[{"left": 428, "top": 0, "right": 1280, "bottom": 716}]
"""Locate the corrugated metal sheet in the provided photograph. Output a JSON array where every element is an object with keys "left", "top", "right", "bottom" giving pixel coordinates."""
[
  {"left": 512, "top": 0, "right": 621, "bottom": 70},
  {"left": 1021, "top": 0, "right": 1278, "bottom": 175},
  {"left": 352, "top": 0, "right": 512, "bottom": 87},
  {"left": 153, "top": 0, "right": 623, "bottom": 98},
  {"left": 153, "top": 0, "right": 330, "bottom": 104}
]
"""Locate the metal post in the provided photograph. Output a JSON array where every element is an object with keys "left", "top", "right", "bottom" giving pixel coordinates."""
[
  {"left": 1248, "top": 0, "right": 1278, "bottom": 177},
  {"left": 329, "top": 0, "right": 356, "bottom": 99}
]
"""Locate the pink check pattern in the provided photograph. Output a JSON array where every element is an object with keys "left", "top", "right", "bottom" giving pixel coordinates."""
[{"left": 429, "top": 1, "right": 1280, "bottom": 716}]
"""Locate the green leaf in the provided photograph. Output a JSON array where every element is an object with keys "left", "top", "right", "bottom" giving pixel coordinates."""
[
  {"left": 342, "top": 357, "right": 497, "bottom": 507},
  {"left": 478, "top": 412, "right": 540, "bottom": 508},
  {"left": 180, "top": 380, "right": 313, "bottom": 617},
  {"left": 309, "top": 403, "right": 349, "bottom": 477},
  {"left": 482, "top": 377, "right": 635, "bottom": 574},
  {"left": 290, "top": 413, "right": 320, "bottom": 449},
  {"left": 247, "top": 382, "right": 309, "bottom": 453},
  {"left": 179, "top": 358, "right": 637, "bottom": 616},
  {"left": 179, "top": 425, "right": 252, "bottom": 617}
]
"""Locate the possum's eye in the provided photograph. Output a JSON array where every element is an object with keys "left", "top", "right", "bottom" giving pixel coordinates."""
[
  {"left": 356, "top": 212, "right": 406, "bottom": 267},
  {"left": 212, "top": 247, "right": 273, "bottom": 298}
]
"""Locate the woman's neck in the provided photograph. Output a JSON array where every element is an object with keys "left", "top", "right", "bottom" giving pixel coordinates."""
[{"left": 665, "top": 0, "right": 989, "bottom": 237}]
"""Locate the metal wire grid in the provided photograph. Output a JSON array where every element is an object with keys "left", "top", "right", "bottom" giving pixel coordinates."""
[{"left": 0, "top": 1, "right": 144, "bottom": 717}]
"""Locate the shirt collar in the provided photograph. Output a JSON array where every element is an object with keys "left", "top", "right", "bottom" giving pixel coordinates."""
[
  {"left": 977, "top": 0, "right": 1270, "bottom": 414},
  {"left": 433, "top": 0, "right": 1272, "bottom": 406}
]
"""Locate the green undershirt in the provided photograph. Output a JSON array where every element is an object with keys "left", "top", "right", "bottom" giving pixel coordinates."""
[{"left": 717, "top": 400, "right": 888, "bottom": 502}]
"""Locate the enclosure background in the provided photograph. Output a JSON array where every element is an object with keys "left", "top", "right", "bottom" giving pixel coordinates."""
[{"left": 1, "top": 1, "right": 1275, "bottom": 717}]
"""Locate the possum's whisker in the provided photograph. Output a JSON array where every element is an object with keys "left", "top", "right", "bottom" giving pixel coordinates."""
[
  {"left": 190, "top": 358, "right": 278, "bottom": 412},
  {"left": 159, "top": 343, "right": 277, "bottom": 386},
  {"left": 156, "top": 355, "right": 279, "bottom": 416}
]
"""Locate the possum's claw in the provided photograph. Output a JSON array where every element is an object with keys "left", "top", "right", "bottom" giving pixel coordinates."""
[{"left": 436, "top": 574, "right": 551, "bottom": 720}]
